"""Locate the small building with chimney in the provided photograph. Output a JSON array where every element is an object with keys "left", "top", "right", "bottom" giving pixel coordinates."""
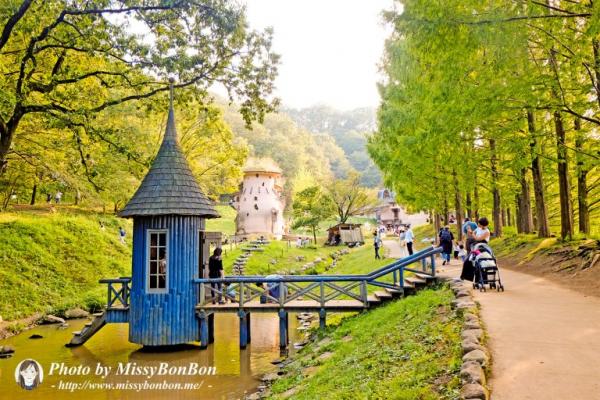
[{"left": 232, "top": 158, "right": 286, "bottom": 239}]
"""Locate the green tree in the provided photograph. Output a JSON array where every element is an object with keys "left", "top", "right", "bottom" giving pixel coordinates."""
[
  {"left": 292, "top": 186, "right": 335, "bottom": 245},
  {"left": 0, "top": 0, "right": 279, "bottom": 174},
  {"left": 326, "top": 172, "right": 376, "bottom": 223}
]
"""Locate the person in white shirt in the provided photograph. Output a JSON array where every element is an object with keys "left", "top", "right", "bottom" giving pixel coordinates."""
[
  {"left": 473, "top": 217, "right": 491, "bottom": 243},
  {"left": 404, "top": 225, "right": 415, "bottom": 255}
]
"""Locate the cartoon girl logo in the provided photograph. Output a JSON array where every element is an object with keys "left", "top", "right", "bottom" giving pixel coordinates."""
[{"left": 14, "top": 359, "right": 44, "bottom": 390}]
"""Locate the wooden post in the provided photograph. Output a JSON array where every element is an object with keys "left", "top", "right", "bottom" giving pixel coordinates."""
[
  {"left": 107, "top": 283, "right": 112, "bottom": 308},
  {"left": 399, "top": 268, "right": 404, "bottom": 289},
  {"left": 239, "top": 310, "right": 248, "bottom": 349},
  {"left": 319, "top": 281, "right": 325, "bottom": 308},
  {"left": 208, "top": 313, "right": 214, "bottom": 344},
  {"left": 319, "top": 308, "right": 326, "bottom": 329},
  {"left": 246, "top": 312, "right": 251, "bottom": 343},
  {"left": 360, "top": 281, "right": 368, "bottom": 307},
  {"left": 199, "top": 312, "right": 209, "bottom": 349},
  {"left": 239, "top": 282, "right": 245, "bottom": 307},
  {"left": 279, "top": 309, "right": 288, "bottom": 349}
]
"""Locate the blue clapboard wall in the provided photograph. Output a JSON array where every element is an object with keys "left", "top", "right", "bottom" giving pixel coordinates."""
[{"left": 129, "top": 215, "right": 205, "bottom": 345}]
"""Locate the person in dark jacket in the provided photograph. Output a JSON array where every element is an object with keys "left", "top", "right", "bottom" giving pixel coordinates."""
[
  {"left": 208, "top": 247, "right": 225, "bottom": 304},
  {"left": 439, "top": 226, "right": 454, "bottom": 265}
]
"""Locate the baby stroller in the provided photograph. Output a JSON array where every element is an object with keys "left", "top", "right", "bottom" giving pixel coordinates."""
[{"left": 470, "top": 243, "right": 504, "bottom": 292}]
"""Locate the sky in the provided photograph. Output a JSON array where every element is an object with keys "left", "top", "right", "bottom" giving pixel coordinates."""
[{"left": 244, "top": 0, "right": 397, "bottom": 111}]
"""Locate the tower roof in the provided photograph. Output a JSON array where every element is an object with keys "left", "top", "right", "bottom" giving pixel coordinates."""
[{"left": 118, "top": 83, "right": 218, "bottom": 218}]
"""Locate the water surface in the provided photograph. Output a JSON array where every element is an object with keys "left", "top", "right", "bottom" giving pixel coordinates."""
[{"left": 0, "top": 313, "right": 303, "bottom": 399}]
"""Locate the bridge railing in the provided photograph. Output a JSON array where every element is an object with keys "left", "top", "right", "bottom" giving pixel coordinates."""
[
  {"left": 99, "top": 277, "right": 131, "bottom": 309},
  {"left": 194, "top": 246, "right": 442, "bottom": 308}
]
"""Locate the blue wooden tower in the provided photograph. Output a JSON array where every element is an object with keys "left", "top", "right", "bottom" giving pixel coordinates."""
[{"left": 113, "top": 84, "right": 218, "bottom": 346}]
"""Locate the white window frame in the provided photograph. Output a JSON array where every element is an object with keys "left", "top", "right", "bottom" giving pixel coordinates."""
[{"left": 146, "top": 229, "right": 169, "bottom": 294}]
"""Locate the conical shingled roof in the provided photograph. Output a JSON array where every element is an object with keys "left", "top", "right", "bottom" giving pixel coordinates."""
[{"left": 118, "top": 85, "right": 218, "bottom": 218}]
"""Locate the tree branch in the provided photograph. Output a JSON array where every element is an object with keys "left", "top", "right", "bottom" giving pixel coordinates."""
[{"left": 0, "top": 0, "right": 33, "bottom": 52}]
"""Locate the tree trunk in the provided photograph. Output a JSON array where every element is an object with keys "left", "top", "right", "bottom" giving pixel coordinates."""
[
  {"left": 574, "top": 118, "right": 590, "bottom": 234},
  {"left": 466, "top": 192, "right": 472, "bottom": 220},
  {"left": 453, "top": 170, "right": 463, "bottom": 241},
  {"left": 473, "top": 175, "right": 480, "bottom": 220},
  {"left": 506, "top": 207, "right": 512, "bottom": 227},
  {"left": 30, "top": 184, "right": 37, "bottom": 206},
  {"left": 489, "top": 138, "right": 502, "bottom": 238},
  {"left": 434, "top": 212, "right": 441, "bottom": 243},
  {"left": 312, "top": 226, "right": 317, "bottom": 247},
  {"left": 527, "top": 110, "right": 550, "bottom": 237},
  {"left": 75, "top": 189, "right": 81, "bottom": 205},
  {"left": 553, "top": 111, "right": 574, "bottom": 240},
  {"left": 515, "top": 195, "right": 523, "bottom": 233},
  {"left": 518, "top": 168, "right": 533, "bottom": 233},
  {"left": 443, "top": 195, "right": 449, "bottom": 226}
]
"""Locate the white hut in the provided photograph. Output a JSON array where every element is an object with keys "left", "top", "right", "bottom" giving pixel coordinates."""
[{"left": 233, "top": 158, "right": 286, "bottom": 239}]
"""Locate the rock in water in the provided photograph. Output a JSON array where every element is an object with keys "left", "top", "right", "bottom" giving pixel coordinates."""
[
  {"left": 29, "top": 334, "right": 43, "bottom": 339},
  {"left": 43, "top": 315, "right": 66, "bottom": 324},
  {"left": 64, "top": 308, "right": 90, "bottom": 319},
  {"left": 0, "top": 345, "right": 15, "bottom": 358}
]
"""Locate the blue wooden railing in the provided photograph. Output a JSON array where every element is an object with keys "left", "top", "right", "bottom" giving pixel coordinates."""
[
  {"left": 194, "top": 246, "right": 443, "bottom": 308},
  {"left": 99, "top": 277, "right": 131, "bottom": 309}
]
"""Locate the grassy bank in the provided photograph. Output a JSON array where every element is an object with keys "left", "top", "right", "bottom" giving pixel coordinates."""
[
  {"left": 0, "top": 206, "right": 132, "bottom": 321},
  {"left": 268, "top": 287, "right": 462, "bottom": 399},
  {"left": 222, "top": 238, "right": 391, "bottom": 277}
]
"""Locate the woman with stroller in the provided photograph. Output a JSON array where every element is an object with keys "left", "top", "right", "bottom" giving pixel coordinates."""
[{"left": 460, "top": 217, "right": 490, "bottom": 281}]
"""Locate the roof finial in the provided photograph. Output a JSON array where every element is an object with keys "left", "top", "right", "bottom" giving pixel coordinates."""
[
  {"left": 169, "top": 77, "right": 174, "bottom": 108},
  {"left": 164, "top": 77, "right": 177, "bottom": 142}
]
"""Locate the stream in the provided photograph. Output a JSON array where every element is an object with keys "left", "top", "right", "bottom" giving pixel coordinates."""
[{"left": 0, "top": 313, "right": 305, "bottom": 399}]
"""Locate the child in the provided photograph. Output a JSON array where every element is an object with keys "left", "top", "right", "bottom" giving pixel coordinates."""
[
  {"left": 458, "top": 244, "right": 467, "bottom": 262},
  {"left": 453, "top": 241, "right": 460, "bottom": 260}
]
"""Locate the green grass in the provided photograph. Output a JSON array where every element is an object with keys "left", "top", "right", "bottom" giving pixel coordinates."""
[
  {"left": 205, "top": 205, "right": 237, "bottom": 235},
  {"left": 221, "top": 241, "right": 333, "bottom": 276},
  {"left": 0, "top": 207, "right": 132, "bottom": 320},
  {"left": 268, "top": 287, "right": 462, "bottom": 399},
  {"left": 222, "top": 238, "right": 392, "bottom": 278}
]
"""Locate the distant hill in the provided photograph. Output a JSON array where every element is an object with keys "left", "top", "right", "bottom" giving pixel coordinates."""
[
  {"left": 220, "top": 103, "right": 353, "bottom": 187},
  {"left": 283, "top": 105, "right": 382, "bottom": 187}
]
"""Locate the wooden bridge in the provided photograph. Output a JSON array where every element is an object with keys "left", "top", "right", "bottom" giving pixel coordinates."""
[
  {"left": 68, "top": 246, "right": 442, "bottom": 348},
  {"left": 194, "top": 245, "right": 442, "bottom": 349}
]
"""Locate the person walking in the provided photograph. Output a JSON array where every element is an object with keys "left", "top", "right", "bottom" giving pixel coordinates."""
[
  {"left": 54, "top": 191, "right": 63, "bottom": 204},
  {"left": 404, "top": 224, "right": 415, "bottom": 255},
  {"left": 118, "top": 226, "right": 126, "bottom": 244},
  {"left": 460, "top": 217, "right": 491, "bottom": 281},
  {"left": 208, "top": 248, "right": 225, "bottom": 304},
  {"left": 373, "top": 232, "right": 382, "bottom": 259},
  {"left": 439, "top": 226, "right": 454, "bottom": 265}
]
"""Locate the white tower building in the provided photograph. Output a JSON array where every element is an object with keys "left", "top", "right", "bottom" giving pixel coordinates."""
[{"left": 233, "top": 158, "right": 286, "bottom": 239}]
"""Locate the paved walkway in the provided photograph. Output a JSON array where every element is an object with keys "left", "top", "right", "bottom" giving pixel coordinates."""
[{"left": 437, "top": 261, "right": 600, "bottom": 399}]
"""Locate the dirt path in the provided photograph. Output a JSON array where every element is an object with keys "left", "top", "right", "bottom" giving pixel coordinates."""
[
  {"left": 382, "top": 238, "right": 404, "bottom": 258},
  {"left": 438, "top": 261, "right": 600, "bottom": 399}
]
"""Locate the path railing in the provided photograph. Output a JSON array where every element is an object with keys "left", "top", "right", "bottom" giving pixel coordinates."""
[
  {"left": 194, "top": 246, "right": 442, "bottom": 309},
  {"left": 99, "top": 277, "right": 131, "bottom": 309}
]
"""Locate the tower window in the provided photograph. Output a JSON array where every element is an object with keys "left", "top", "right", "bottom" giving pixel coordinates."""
[
  {"left": 254, "top": 196, "right": 258, "bottom": 201},
  {"left": 254, "top": 204, "right": 259, "bottom": 210},
  {"left": 147, "top": 230, "right": 168, "bottom": 292}
]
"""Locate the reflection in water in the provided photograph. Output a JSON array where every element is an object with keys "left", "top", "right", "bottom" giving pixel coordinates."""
[{"left": 0, "top": 313, "right": 303, "bottom": 400}]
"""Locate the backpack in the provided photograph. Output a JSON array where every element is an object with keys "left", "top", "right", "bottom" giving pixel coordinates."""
[{"left": 440, "top": 230, "right": 452, "bottom": 242}]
